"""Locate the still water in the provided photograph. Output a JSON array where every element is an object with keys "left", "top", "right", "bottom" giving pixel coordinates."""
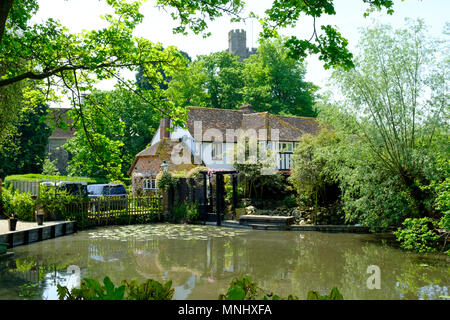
[{"left": 0, "top": 224, "right": 448, "bottom": 300}]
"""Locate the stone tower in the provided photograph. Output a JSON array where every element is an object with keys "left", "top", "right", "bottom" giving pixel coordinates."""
[{"left": 227, "top": 29, "right": 257, "bottom": 61}]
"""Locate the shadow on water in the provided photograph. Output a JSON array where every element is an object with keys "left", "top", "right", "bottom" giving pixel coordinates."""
[{"left": 0, "top": 224, "right": 448, "bottom": 300}]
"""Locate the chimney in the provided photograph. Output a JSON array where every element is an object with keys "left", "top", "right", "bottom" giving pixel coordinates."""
[
  {"left": 160, "top": 117, "right": 170, "bottom": 139},
  {"left": 239, "top": 105, "right": 253, "bottom": 114}
]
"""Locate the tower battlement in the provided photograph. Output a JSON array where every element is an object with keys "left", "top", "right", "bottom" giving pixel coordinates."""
[{"left": 227, "top": 29, "right": 256, "bottom": 61}]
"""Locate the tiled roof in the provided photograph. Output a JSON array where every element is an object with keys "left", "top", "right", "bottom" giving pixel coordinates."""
[{"left": 185, "top": 106, "right": 320, "bottom": 142}]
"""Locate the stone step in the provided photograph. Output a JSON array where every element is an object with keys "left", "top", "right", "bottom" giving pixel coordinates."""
[
  {"left": 239, "top": 215, "right": 294, "bottom": 226},
  {"left": 248, "top": 223, "right": 290, "bottom": 231}
]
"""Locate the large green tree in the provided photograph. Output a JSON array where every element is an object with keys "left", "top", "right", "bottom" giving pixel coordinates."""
[
  {"left": 168, "top": 39, "right": 317, "bottom": 116},
  {"left": 243, "top": 38, "right": 317, "bottom": 116},
  {"left": 0, "top": 103, "right": 51, "bottom": 179},
  {"left": 290, "top": 20, "right": 449, "bottom": 230},
  {"left": 169, "top": 51, "right": 245, "bottom": 109},
  {"left": 64, "top": 88, "right": 161, "bottom": 180}
]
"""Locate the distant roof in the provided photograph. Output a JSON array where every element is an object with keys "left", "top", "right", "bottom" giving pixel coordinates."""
[{"left": 185, "top": 106, "right": 320, "bottom": 142}]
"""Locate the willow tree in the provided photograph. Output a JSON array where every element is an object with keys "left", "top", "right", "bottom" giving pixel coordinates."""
[{"left": 332, "top": 20, "right": 449, "bottom": 216}]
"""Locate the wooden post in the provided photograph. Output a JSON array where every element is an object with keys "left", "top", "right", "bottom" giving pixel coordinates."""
[
  {"left": 216, "top": 173, "right": 224, "bottom": 226},
  {"left": 232, "top": 173, "right": 238, "bottom": 219},
  {"left": 201, "top": 172, "right": 208, "bottom": 223}
]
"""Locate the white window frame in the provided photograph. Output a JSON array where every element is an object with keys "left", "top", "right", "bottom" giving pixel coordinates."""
[
  {"left": 211, "top": 142, "right": 223, "bottom": 160},
  {"left": 143, "top": 177, "right": 158, "bottom": 190}
]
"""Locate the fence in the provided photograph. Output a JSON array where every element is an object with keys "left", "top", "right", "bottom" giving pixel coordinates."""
[
  {"left": 64, "top": 194, "right": 162, "bottom": 229},
  {"left": 7, "top": 176, "right": 90, "bottom": 196}
]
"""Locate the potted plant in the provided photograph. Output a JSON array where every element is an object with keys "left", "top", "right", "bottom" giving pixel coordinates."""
[
  {"left": 8, "top": 214, "right": 18, "bottom": 231},
  {"left": 36, "top": 210, "right": 44, "bottom": 226}
]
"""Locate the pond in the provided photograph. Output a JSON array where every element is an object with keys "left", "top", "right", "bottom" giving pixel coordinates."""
[{"left": 0, "top": 223, "right": 448, "bottom": 300}]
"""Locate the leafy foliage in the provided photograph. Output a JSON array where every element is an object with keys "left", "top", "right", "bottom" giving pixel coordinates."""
[
  {"left": 219, "top": 275, "right": 343, "bottom": 300},
  {"left": 57, "top": 277, "right": 174, "bottom": 300},
  {"left": 289, "top": 128, "right": 340, "bottom": 207},
  {"left": 289, "top": 21, "right": 449, "bottom": 233},
  {"left": 306, "top": 287, "right": 344, "bottom": 300},
  {"left": 158, "top": 0, "right": 404, "bottom": 69},
  {"left": 64, "top": 88, "right": 162, "bottom": 180},
  {"left": 38, "top": 186, "right": 78, "bottom": 221},
  {"left": 394, "top": 218, "right": 440, "bottom": 253},
  {"left": 0, "top": 188, "right": 35, "bottom": 221},
  {"left": 0, "top": 104, "right": 51, "bottom": 179},
  {"left": 168, "top": 39, "right": 317, "bottom": 117},
  {"left": 41, "top": 158, "right": 60, "bottom": 176}
]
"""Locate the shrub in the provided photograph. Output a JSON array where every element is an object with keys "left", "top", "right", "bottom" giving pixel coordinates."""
[
  {"left": 282, "top": 195, "right": 297, "bottom": 208},
  {"left": 186, "top": 202, "right": 200, "bottom": 223},
  {"left": 219, "top": 275, "right": 343, "bottom": 300},
  {"left": 172, "top": 203, "right": 187, "bottom": 222},
  {"left": 156, "top": 171, "right": 174, "bottom": 191},
  {"left": 41, "top": 158, "right": 60, "bottom": 176},
  {"left": 0, "top": 188, "right": 13, "bottom": 218},
  {"left": 57, "top": 276, "right": 174, "bottom": 300},
  {"left": 39, "top": 186, "right": 77, "bottom": 220},
  {"left": 1, "top": 188, "right": 35, "bottom": 221},
  {"left": 10, "top": 191, "right": 35, "bottom": 222},
  {"left": 394, "top": 217, "right": 440, "bottom": 253}
]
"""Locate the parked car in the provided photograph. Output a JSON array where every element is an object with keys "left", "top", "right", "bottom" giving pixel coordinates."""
[
  {"left": 87, "top": 184, "right": 128, "bottom": 212},
  {"left": 87, "top": 184, "right": 128, "bottom": 199},
  {"left": 56, "top": 181, "right": 88, "bottom": 197}
]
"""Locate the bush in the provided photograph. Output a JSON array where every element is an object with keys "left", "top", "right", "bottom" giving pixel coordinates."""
[
  {"left": 394, "top": 217, "right": 440, "bottom": 253},
  {"left": 0, "top": 188, "right": 35, "bottom": 221},
  {"left": 282, "top": 195, "right": 297, "bottom": 208},
  {"left": 11, "top": 191, "right": 35, "bottom": 221},
  {"left": 57, "top": 277, "right": 174, "bottom": 300},
  {"left": 156, "top": 172, "right": 175, "bottom": 191},
  {"left": 172, "top": 203, "right": 187, "bottom": 222},
  {"left": 41, "top": 158, "right": 60, "bottom": 176},
  {"left": 39, "top": 186, "right": 77, "bottom": 220},
  {"left": 186, "top": 202, "right": 200, "bottom": 223}
]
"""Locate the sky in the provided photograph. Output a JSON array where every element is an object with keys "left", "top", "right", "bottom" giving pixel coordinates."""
[{"left": 34, "top": 0, "right": 449, "bottom": 95}]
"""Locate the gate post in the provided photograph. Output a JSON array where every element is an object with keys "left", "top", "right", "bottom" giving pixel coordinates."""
[{"left": 216, "top": 173, "right": 224, "bottom": 226}]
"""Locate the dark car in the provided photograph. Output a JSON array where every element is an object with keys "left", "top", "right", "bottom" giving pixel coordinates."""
[
  {"left": 87, "top": 184, "right": 128, "bottom": 212},
  {"left": 87, "top": 184, "right": 128, "bottom": 199},
  {"left": 56, "top": 182, "right": 88, "bottom": 197}
]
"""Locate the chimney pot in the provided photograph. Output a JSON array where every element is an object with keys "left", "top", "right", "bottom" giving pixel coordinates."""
[{"left": 239, "top": 105, "right": 253, "bottom": 114}]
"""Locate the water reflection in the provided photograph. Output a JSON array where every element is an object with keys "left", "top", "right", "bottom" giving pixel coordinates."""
[{"left": 0, "top": 224, "right": 448, "bottom": 300}]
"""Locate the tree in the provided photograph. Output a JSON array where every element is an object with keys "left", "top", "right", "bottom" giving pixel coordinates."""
[
  {"left": 0, "top": 0, "right": 189, "bottom": 142},
  {"left": 136, "top": 50, "right": 191, "bottom": 91},
  {"left": 289, "top": 128, "right": 340, "bottom": 207},
  {"left": 0, "top": 103, "right": 51, "bottom": 178},
  {"left": 64, "top": 88, "right": 161, "bottom": 180},
  {"left": 332, "top": 19, "right": 449, "bottom": 216},
  {"left": 169, "top": 51, "right": 245, "bottom": 109},
  {"left": 157, "top": 0, "right": 405, "bottom": 70},
  {"left": 243, "top": 38, "right": 317, "bottom": 116},
  {"left": 168, "top": 39, "right": 317, "bottom": 116}
]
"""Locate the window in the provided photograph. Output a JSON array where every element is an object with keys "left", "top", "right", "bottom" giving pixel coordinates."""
[
  {"left": 278, "top": 142, "right": 293, "bottom": 153},
  {"left": 211, "top": 142, "right": 223, "bottom": 160},
  {"left": 143, "top": 178, "right": 157, "bottom": 190}
]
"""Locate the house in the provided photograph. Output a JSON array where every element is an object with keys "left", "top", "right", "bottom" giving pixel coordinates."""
[{"left": 128, "top": 105, "right": 321, "bottom": 193}]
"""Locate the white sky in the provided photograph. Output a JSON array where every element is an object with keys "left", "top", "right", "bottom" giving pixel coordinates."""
[{"left": 34, "top": 0, "right": 449, "bottom": 95}]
